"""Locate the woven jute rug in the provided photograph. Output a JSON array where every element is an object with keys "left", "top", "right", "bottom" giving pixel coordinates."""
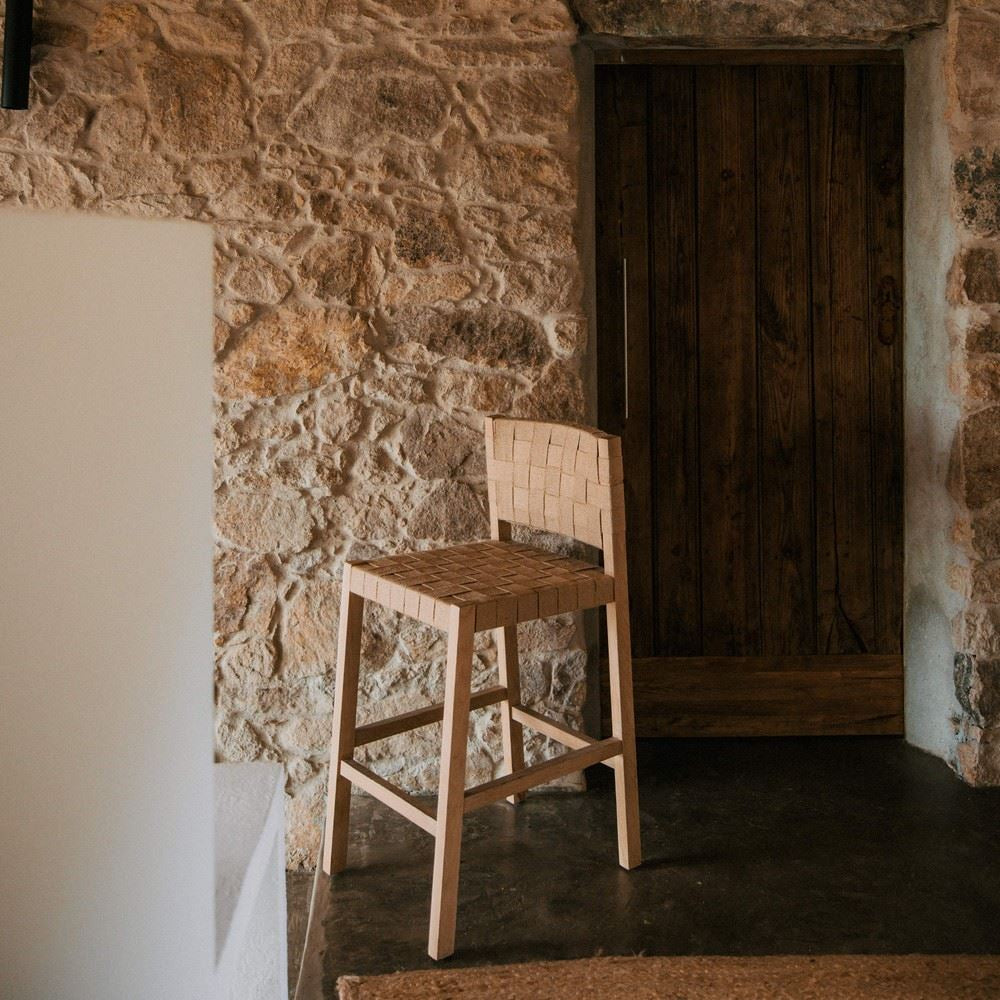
[{"left": 337, "top": 954, "right": 1000, "bottom": 999}]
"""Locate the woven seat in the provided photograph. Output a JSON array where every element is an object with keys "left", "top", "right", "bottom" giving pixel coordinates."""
[
  {"left": 322, "top": 417, "right": 641, "bottom": 961},
  {"left": 350, "top": 541, "right": 616, "bottom": 631}
]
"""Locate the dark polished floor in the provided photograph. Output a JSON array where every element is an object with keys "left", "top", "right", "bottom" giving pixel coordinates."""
[{"left": 291, "top": 738, "right": 1000, "bottom": 998}]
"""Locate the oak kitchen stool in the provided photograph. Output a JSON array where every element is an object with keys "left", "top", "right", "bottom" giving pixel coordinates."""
[{"left": 321, "top": 417, "right": 641, "bottom": 960}]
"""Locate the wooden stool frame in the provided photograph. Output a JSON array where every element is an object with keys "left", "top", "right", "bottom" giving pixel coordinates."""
[{"left": 321, "top": 417, "right": 641, "bottom": 960}]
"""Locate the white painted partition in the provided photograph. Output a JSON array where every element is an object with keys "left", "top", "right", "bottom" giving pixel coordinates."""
[
  {"left": 0, "top": 211, "right": 214, "bottom": 1000},
  {"left": 215, "top": 763, "right": 288, "bottom": 1000}
]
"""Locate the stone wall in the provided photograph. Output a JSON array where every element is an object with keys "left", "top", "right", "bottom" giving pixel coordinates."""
[
  {"left": 0, "top": 0, "right": 588, "bottom": 868},
  {"left": 946, "top": 0, "right": 1000, "bottom": 785}
]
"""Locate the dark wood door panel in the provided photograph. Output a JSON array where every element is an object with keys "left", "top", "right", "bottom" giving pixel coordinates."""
[{"left": 595, "top": 58, "right": 904, "bottom": 736}]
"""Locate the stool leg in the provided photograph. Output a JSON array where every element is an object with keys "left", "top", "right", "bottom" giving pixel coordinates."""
[
  {"left": 496, "top": 623, "right": 526, "bottom": 804},
  {"left": 606, "top": 599, "right": 641, "bottom": 870},
  {"left": 322, "top": 579, "right": 364, "bottom": 876},
  {"left": 428, "top": 604, "right": 476, "bottom": 960}
]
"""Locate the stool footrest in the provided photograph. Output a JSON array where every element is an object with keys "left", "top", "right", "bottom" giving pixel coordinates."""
[
  {"left": 340, "top": 760, "right": 437, "bottom": 835},
  {"left": 464, "top": 738, "right": 623, "bottom": 813},
  {"left": 510, "top": 706, "right": 615, "bottom": 769},
  {"left": 355, "top": 684, "right": 509, "bottom": 747}
]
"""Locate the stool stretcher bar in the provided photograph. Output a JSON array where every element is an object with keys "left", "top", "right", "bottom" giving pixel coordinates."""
[
  {"left": 354, "top": 684, "right": 508, "bottom": 747},
  {"left": 340, "top": 730, "right": 621, "bottom": 831},
  {"left": 463, "top": 737, "right": 622, "bottom": 813},
  {"left": 340, "top": 759, "right": 437, "bottom": 835},
  {"left": 343, "top": 698, "right": 622, "bottom": 832},
  {"left": 511, "top": 705, "right": 616, "bottom": 768}
]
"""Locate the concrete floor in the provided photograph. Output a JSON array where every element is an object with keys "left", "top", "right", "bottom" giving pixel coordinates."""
[{"left": 290, "top": 738, "right": 1000, "bottom": 998}]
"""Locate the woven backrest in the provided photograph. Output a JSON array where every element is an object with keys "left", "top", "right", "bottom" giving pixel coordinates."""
[{"left": 483, "top": 417, "right": 625, "bottom": 557}]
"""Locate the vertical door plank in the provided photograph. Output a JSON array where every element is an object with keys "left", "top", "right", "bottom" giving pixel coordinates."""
[
  {"left": 649, "top": 66, "right": 702, "bottom": 655},
  {"left": 817, "top": 65, "right": 877, "bottom": 654},
  {"left": 756, "top": 65, "right": 816, "bottom": 655},
  {"left": 866, "top": 65, "right": 905, "bottom": 655},
  {"left": 595, "top": 68, "right": 656, "bottom": 659},
  {"left": 595, "top": 67, "right": 626, "bottom": 438},
  {"left": 808, "top": 65, "right": 839, "bottom": 655},
  {"left": 619, "top": 71, "right": 656, "bottom": 659},
  {"left": 696, "top": 65, "right": 761, "bottom": 656}
]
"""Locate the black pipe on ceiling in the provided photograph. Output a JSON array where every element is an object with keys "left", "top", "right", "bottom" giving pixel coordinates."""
[{"left": 2, "top": 0, "right": 33, "bottom": 110}]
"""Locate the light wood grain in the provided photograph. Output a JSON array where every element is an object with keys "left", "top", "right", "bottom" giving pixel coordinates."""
[
  {"left": 354, "top": 685, "right": 508, "bottom": 747},
  {"left": 321, "top": 574, "right": 364, "bottom": 876},
  {"left": 495, "top": 623, "right": 526, "bottom": 805},
  {"left": 604, "top": 533, "right": 642, "bottom": 870},
  {"left": 340, "top": 760, "right": 436, "bottom": 835},
  {"left": 428, "top": 604, "right": 476, "bottom": 961},
  {"left": 511, "top": 705, "right": 597, "bottom": 752},
  {"left": 464, "top": 738, "right": 623, "bottom": 813}
]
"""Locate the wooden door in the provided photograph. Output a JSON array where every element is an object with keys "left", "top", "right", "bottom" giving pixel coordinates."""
[{"left": 595, "top": 56, "right": 904, "bottom": 736}]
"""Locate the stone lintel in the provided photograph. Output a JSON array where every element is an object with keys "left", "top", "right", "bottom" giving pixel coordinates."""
[{"left": 571, "top": 0, "right": 949, "bottom": 48}]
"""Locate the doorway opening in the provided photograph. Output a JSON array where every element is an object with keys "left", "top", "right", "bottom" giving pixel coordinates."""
[{"left": 593, "top": 51, "right": 904, "bottom": 737}]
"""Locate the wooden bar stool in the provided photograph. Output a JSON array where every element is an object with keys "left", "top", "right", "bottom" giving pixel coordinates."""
[{"left": 321, "top": 417, "right": 641, "bottom": 960}]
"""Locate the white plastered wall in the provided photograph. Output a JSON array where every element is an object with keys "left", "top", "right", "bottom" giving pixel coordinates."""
[{"left": 903, "top": 28, "right": 967, "bottom": 758}]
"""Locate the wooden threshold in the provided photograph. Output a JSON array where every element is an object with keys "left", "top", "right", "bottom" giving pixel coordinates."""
[
  {"left": 354, "top": 685, "right": 508, "bottom": 746},
  {"left": 340, "top": 759, "right": 437, "bottom": 835},
  {"left": 591, "top": 47, "right": 904, "bottom": 66},
  {"left": 464, "top": 738, "right": 622, "bottom": 813},
  {"left": 601, "top": 655, "right": 904, "bottom": 738}
]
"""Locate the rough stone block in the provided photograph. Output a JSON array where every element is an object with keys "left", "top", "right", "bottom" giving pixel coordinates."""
[
  {"left": 954, "top": 11, "right": 1000, "bottom": 121},
  {"left": 215, "top": 489, "right": 315, "bottom": 554},
  {"left": 963, "top": 406, "right": 1000, "bottom": 508},
  {"left": 963, "top": 247, "right": 1000, "bottom": 304},
  {"left": 955, "top": 147, "right": 1000, "bottom": 237},
  {"left": 967, "top": 313, "right": 1000, "bottom": 352},
  {"left": 215, "top": 307, "right": 368, "bottom": 400},
  {"left": 955, "top": 723, "right": 1000, "bottom": 785}
]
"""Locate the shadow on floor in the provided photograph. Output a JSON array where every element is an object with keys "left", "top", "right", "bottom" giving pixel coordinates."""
[{"left": 291, "top": 738, "right": 1000, "bottom": 999}]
